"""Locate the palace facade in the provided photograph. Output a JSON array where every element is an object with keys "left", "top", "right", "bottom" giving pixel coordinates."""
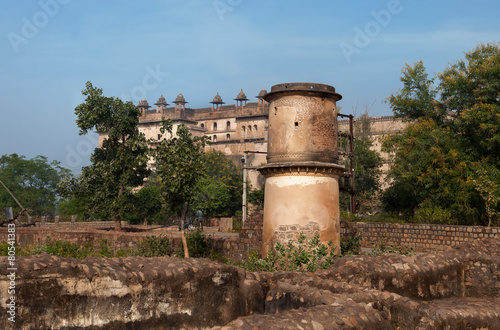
[{"left": 98, "top": 89, "right": 406, "bottom": 189}]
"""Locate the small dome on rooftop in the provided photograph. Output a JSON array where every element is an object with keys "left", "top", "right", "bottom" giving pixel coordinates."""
[
  {"left": 211, "top": 92, "right": 224, "bottom": 104},
  {"left": 173, "top": 93, "right": 187, "bottom": 103},
  {"left": 138, "top": 99, "right": 150, "bottom": 107},
  {"left": 234, "top": 89, "right": 248, "bottom": 101},
  {"left": 155, "top": 95, "right": 167, "bottom": 105},
  {"left": 257, "top": 89, "right": 267, "bottom": 98}
]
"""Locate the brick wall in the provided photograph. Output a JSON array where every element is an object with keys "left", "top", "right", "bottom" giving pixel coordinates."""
[
  {"left": 3, "top": 216, "right": 498, "bottom": 260},
  {"left": 341, "top": 222, "right": 500, "bottom": 252}
]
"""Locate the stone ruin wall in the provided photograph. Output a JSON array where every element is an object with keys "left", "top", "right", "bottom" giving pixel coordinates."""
[
  {"left": 1, "top": 207, "right": 499, "bottom": 328},
  {"left": 1, "top": 236, "right": 499, "bottom": 329},
  {"left": 4, "top": 216, "right": 499, "bottom": 259}
]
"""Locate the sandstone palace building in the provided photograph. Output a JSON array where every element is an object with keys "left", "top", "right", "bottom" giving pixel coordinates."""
[{"left": 98, "top": 88, "right": 406, "bottom": 189}]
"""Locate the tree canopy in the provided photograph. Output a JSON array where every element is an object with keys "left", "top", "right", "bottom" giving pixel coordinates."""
[
  {"left": 0, "top": 153, "right": 70, "bottom": 216},
  {"left": 154, "top": 120, "right": 209, "bottom": 257},
  {"left": 386, "top": 60, "right": 441, "bottom": 121},
  {"left": 73, "top": 81, "right": 150, "bottom": 230},
  {"left": 383, "top": 42, "right": 500, "bottom": 225},
  {"left": 192, "top": 149, "right": 242, "bottom": 217}
]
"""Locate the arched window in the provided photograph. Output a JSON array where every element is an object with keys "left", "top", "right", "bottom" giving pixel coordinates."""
[
  {"left": 213, "top": 122, "right": 217, "bottom": 131},
  {"left": 226, "top": 134, "right": 230, "bottom": 140},
  {"left": 226, "top": 121, "right": 231, "bottom": 130},
  {"left": 248, "top": 125, "right": 252, "bottom": 131},
  {"left": 201, "top": 123, "right": 205, "bottom": 129},
  {"left": 253, "top": 124, "right": 258, "bottom": 131},
  {"left": 241, "top": 126, "right": 246, "bottom": 138},
  {"left": 213, "top": 135, "right": 217, "bottom": 141}
]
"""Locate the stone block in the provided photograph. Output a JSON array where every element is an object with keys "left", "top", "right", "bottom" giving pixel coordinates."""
[{"left": 219, "top": 217, "right": 233, "bottom": 232}]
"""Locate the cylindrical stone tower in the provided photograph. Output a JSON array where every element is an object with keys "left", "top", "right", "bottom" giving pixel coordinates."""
[{"left": 259, "top": 83, "right": 344, "bottom": 256}]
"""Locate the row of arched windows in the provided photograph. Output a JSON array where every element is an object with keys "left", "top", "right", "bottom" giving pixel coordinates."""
[
  {"left": 212, "top": 134, "right": 232, "bottom": 142},
  {"left": 202, "top": 122, "right": 260, "bottom": 141},
  {"left": 200, "top": 122, "right": 259, "bottom": 135},
  {"left": 200, "top": 121, "right": 233, "bottom": 131},
  {"left": 241, "top": 125, "right": 258, "bottom": 138}
]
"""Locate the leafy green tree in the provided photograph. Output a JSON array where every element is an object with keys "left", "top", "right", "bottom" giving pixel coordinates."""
[
  {"left": 352, "top": 114, "right": 384, "bottom": 213},
  {"left": 74, "top": 82, "right": 150, "bottom": 230},
  {"left": 192, "top": 177, "right": 231, "bottom": 217},
  {"left": 383, "top": 43, "right": 500, "bottom": 225},
  {"left": 155, "top": 120, "right": 209, "bottom": 257},
  {"left": 134, "top": 185, "right": 162, "bottom": 225},
  {"left": 469, "top": 165, "right": 500, "bottom": 227},
  {"left": 386, "top": 60, "right": 442, "bottom": 121},
  {"left": 57, "top": 196, "right": 86, "bottom": 219},
  {"left": 56, "top": 175, "right": 87, "bottom": 219},
  {"left": 0, "top": 153, "right": 70, "bottom": 216},
  {"left": 439, "top": 42, "right": 500, "bottom": 113},
  {"left": 382, "top": 119, "right": 479, "bottom": 222},
  {"left": 194, "top": 149, "right": 242, "bottom": 216}
]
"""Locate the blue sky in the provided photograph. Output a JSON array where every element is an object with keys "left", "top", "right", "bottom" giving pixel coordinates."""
[{"left": 1, "top": 0, "right": 499, "bottom": 172}]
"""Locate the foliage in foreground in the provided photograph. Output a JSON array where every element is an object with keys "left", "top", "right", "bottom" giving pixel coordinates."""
[
  {"left": 0, "top": 233, "right": 208, "bottom": 259},
  {"left": 1, "top": 236, "right": 133, "bottom": 259},
  {"left": 238, "top": 232, "right": 360, "bottom": 273},
  {"left": 175, "top": 229, "right": 211, "bottom": 258},
  {"left": 369, "top": 235, "right": 414, "bottom": 256}
]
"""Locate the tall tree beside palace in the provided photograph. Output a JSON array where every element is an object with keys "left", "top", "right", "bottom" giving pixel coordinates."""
[
  {"left": 74, "top": 82, "right": 150, "bottom": 230},
  {"left": 154, "top": 120, "right": 210, "bottom": 257},
  {"left": 383, "top": 43, "right": 500, "bottom": 225}
]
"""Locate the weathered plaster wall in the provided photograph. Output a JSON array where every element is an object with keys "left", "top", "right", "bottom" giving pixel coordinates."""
[
  {"left": 262, "top": 175, "right": 340, "bottom": 254},
  {"left": 0, "top": 256, "right": 262, "bottom": 329}
]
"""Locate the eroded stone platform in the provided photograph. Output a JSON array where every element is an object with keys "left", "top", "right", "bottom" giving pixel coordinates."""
[{"left": 1, "top": 238, "right": 499, "bottom": 329}]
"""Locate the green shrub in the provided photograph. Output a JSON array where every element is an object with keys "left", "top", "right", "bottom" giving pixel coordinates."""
[
  {"left": 176, "top": 230, "right": 211, "bottom": 258},
  {"left": 137, "top": 235, "right": 172, "bottom": 257},
  {"left": 413, "top": 205, "right": 457, "bottom": 225},
  {"left": 0, "top": 242, "right": 22, "bottom": 256},
  {"left": 248, "top": 186, "right": 265, "bottom": 206},
  {"left": 44, "top": 237, "right": 90, "bottom": 259},
  {"left": 98, "top": 239, "right": 114, "bottom": 257},
  {"left": 341, "top": 232, "right": 362, "bottom": 256},
  {"left": 370, "top": 235, "right": 414, "bottom": 256},
  {"left": 232, "top": 216, "right": 242, "bottom": 233},
  {"left": 239, "top": 233, "right": 338, "bottom": 273},
  {"left": 340, "top": 211, "right": 360, "bottom": 222}
]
